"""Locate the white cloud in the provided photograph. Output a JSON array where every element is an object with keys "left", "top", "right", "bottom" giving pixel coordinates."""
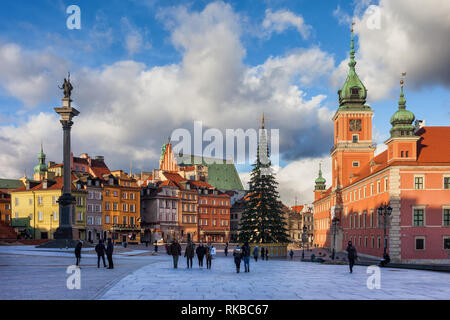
[
  {"left": 0, "top": 43, "right": 70, "bottom": 107},
  {"left": 240, "top": 155, "right": 332, "bottom": 206},
  {"left": 121, "top": 17, "right": 151, "bottom": 56},
  {"left": 0, "top": 1, "right": 334, "bottom": 187},
  {"left": 331, "top": 0, "right": 450, "bottom": 102},
  {"left": 262, "top": 8, "right": 311, "bottom": 39}
]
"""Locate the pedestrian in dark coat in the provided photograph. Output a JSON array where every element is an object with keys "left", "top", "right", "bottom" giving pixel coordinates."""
[
  {"left": 233, "top": 245, "right": 243, "bottom": 273},
  {"left": 265, "top": 247, "right": 269, "bottom": 260},
  {"left": 168, "top": 239, "right": 182, "bottom": 268},
  {"left": 106, "top": 238, "right": 114, "bottom": 269},
  {"left": 154, "top": 240, "right": 158, "bottom": 253},
  {"left": 346, "top": 241, "right": 358, "bottom": 273},
  {"left": 253, "top": 246, "right": 259, "bottom": 262},
  {"left": 95, "top": 240, "right": 107, "bottom": 268},
  {"left": 206, "top": 243, "right": 213, "bottom": 269},
  {"left": 260, "top": 246, "right": 265, "bottom": 260},
  {"left": 74, "top": 241, "right": 82, "bottom": 266},
  {"left": 289, "top": 249, "right": 294, "bottom": 260},
  {"left": 224, "top": 242, "right": 229, "bottom": 257},
  {"left": 196, "top": 243, "right": 206, "bottom": 267},
  {"left": 242, "top": 241, "right": 251, "bottom": 272},
  {"left": 184, "top": 241, "right": 195, "bottom": 269}
]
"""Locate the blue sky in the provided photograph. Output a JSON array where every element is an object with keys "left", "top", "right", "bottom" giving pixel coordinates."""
[{"left": 0, "top": 0, "right": 449, "bottom": 204}]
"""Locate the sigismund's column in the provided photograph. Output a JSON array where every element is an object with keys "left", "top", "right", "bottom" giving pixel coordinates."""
[{"left": 53, "top": 75, "right": 80, "bottom": 240}]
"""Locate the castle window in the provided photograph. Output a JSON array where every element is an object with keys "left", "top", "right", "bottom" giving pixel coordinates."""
[
  {"left": 401, "top": 151, "right": 404, "bottom": 158},
  {"left": 352, "top": 134, "right": 359, "bottom": 143},
  {"left": 444, "top": 177, "right": 450, "bottom": 189},
  {"left": 352, "top": 161, "right": 360, "bottom": 167},
  {"left": 351, "top": 87, "right": 359, "bottom": 95},
  {"left": 406, "top": 151, "right": 409, "bottom": 157},
  {"left": 414, "top": 176, "right": 424, "bottom": 190}
]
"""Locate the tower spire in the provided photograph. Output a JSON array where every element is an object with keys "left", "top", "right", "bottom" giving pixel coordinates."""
[
  {"left": 261, "top": 112, "right": 265, "bottom": 129},
  {"left": 389, "top": 73, "right": 415, "bottom": 137},
  {"left": 349, "top": 22, "right": 356, "bottom": 71}
]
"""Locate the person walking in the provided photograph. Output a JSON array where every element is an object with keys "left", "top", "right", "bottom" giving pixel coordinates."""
[
  {"left": 253, "top": 245, "right": 259, "bottom": 262},
  {"left": 224, "top": 242, "right": 229, "bottom": 257},
  {"left": 265, "top": 247, "right": 269, "bottom": 260},
  {"left": 205, "top": 243, "right": 213, "bottom": 269},
  {"left": 289, "top": 249, "right": 294, "bottom": 260},
  {"left": 242, "top": 241, "right": 251, "bottom": 272},
  {"left": 233, "top": 245, "right": 243, "bottom": 273},
  {"left": 168, "top": 239, "right": 182, "bottom": 269},
  {"left": 260, "top": 246, "right": 265, "bottom": 261},
  {"left": 95, "top": 240, "right": 107, "bottom": 268},
  {"left": 106, "top": 238, "right": 114, "bottom": 269},
  {"left": 74, "top": 241, "right": 82, "bottom": 267},
  {"left": 154, "top": 240, "right": 158, "bottom": 253},
  {"left": 196, "top": 243, "right": 206, "bottom": 268},
  {"left": 346, "top": 240, "right": 358, "bottom": 273},
  {"left": 185, "top": 240, "right": 195, "bottom": 269}
]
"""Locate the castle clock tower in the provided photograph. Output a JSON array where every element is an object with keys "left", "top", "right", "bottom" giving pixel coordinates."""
[{"left": 331, "top": 26, "right": 375, "bottom": 189}]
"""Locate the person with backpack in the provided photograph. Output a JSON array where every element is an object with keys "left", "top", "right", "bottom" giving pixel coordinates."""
[
  {"left": 346, "top": 240, "right": 358, "bottom": 273},
  {"left": 253, "top": 245, "right": 259, "bottom": 262},
  {"left": 168, "top": 239, "right": 182, "bottom": 269},
  {"left": 74, "top": 241, "right": 82, "bottom": 267},
  {"left": 106, "top": 238, "right": 114, "bottom": 269},
  {"left": 233, "top": 245, "right": 243, "bottom": 273},
  {"left": 196, "top": 243, "right": 206, "bottom": 268},
  {"left": 184, "top": 240, "right": 195, "bottom": 269},
  {"left": 95, "top": 240, "right": 107, "bottom": 268}
]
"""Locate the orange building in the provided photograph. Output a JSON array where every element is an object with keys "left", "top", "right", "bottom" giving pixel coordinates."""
[
  {"left": 313, "top": 29, "right": 450, "bottom": 264},
  {"left": 102, "top": 172, "right": 141, "bottom": 244}
]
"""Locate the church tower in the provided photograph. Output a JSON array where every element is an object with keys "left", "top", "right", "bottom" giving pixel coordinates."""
[
  {"left": 314, "top": 163, "right": 327, "bottom": 201},
  {"left": 33, "top": 143, "right": 48, "bottom": 181},
  {"left": 159, "top": 139, "right": 178, "bottom": 172},
  {"left": 331, "top": 25, "right": 375, "bottom": 189},
  {"left": 385, "top": 78, "right": 419, "bottom": 162}
]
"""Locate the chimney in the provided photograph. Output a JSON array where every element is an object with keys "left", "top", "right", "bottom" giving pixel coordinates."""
[
  {"left": 43, "top": 180, "right": 48, "bottom": 189},
  {"left": 95, "top": 156, "right": 104, "bottom": 161},
  {"left": 26, "top": 181, "right": 30, "bottom": 190}
]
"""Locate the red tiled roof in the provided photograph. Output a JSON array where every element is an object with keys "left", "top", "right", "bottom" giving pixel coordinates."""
[
  {"left": 179, "top": 166, "right": 196, "bottom": 171},
  {"left": 162, "top": 172, "right": 186, "bottom": 189},
  {"left": 73, "top": 157, "right": 89, "bottom": 165},
  {"left": 291, "top": 205, "right": 304, "bottom": 213},
  {"left": 189, "top": 180, "right": 214, "bottom": 188},
  {"left": 12, "top": 174, "right": 80, "bottom": 192}
]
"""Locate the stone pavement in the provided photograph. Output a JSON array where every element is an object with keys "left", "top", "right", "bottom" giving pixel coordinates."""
[
  {"left": 2, "top": 245, "right": 450, "bottom": 300},
  {"left": 0, "top": 246, "right": 158, "bottom": 299},
  {"left": 101, "top": 255, "right": 450, "bottom": 300}
]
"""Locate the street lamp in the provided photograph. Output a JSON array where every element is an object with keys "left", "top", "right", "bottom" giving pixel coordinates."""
[
  {"left": 377, "top": 204, "right": 393, "bottom": 258},
  {"left": 331, "top": 217, "right": 340, "bottom": 260},
  {"left": 301, "top": 226, "right": 308, "bottom": 259},
  {"left": 50, "top": 214, "right": 53, "bottom": 239}
]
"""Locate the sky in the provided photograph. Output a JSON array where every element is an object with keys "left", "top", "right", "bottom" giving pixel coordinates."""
[{"left": 0, "top": 0, "right": 449, "bottom": 206}]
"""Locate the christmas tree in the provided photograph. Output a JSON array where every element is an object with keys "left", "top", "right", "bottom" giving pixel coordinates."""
[{"left": 238, "top": 114, "right": 289, "bottom": 244}]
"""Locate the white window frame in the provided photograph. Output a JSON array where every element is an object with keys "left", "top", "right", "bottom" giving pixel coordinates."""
[
  {"left": 414, "top": 175, "right": 425, "bottom": 190},
  {"left": 412, "top": 205, "right": 426, "bottom": 227},
  {"left": 414, "top": 236, "right": 426, "bottom": 251}
]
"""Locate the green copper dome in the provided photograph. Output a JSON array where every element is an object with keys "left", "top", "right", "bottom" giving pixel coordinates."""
[
  {"left": 390, "top": 84, "right": 415, "bottom": 137},
  {"left": 315, "top": 163, "right": 326, "bottom": 190},
  {"left": 34, "top": 144, "right": 48, "bottom": 174},
  {"left": 338, "top": 28, "right": 370, "bottom": 111}
]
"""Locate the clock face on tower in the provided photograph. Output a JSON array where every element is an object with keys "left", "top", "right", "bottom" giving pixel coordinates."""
[{"left": 349, "top": 119, "right": 362, "bottom": 132}]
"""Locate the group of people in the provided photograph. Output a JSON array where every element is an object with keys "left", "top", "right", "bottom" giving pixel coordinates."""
[
  {"left": 74, "top": 238, "right": 115, "bottom": 269},
  {"left": 167, "top": 239, "right": 216, "bottom": 269}
]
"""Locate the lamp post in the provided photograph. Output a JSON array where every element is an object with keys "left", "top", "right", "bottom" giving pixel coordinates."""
[
  {"left": 377, "top": 204, "right": 392, "bottom": 257},
  {"left": 50, "top": 214, "right": 53, "bottom": 239},
  {"left": 301, "top": 225, "right": 308, "bottom": 259},
  {"left": 331, "top": 217, "right": 340, "bottom": 260}
]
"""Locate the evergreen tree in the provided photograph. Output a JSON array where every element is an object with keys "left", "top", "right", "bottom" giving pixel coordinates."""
[{"left": 238, "top": 115, "right": 289, "bottom": 243}]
